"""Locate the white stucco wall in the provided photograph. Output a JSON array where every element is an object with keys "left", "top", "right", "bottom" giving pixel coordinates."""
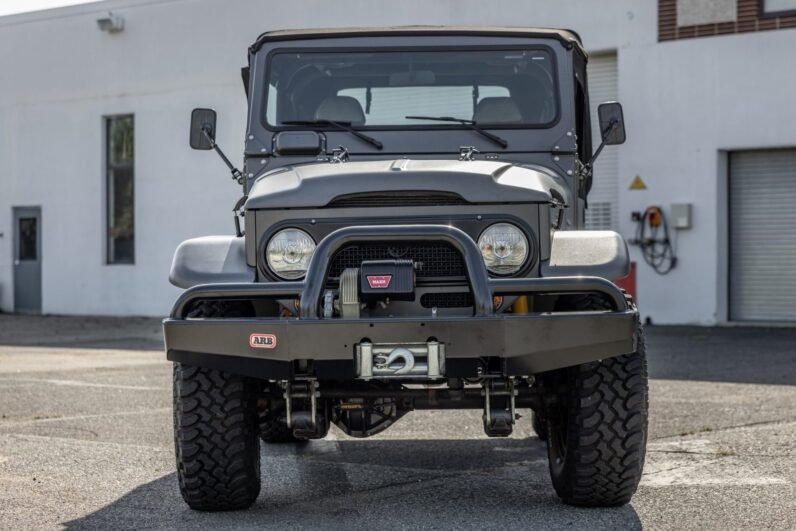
[
  {"left": 618, "top": 29, "right": 796, "bottom": 324},
  {"left": 1, "top": 0, "right": 795, "bottom": 323}
]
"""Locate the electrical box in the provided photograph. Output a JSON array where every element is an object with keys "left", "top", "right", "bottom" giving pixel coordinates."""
[{"left": 671, "top": 203, "right": 692, "bottom": 229}]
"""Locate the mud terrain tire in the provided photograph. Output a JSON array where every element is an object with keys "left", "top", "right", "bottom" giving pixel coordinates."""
[
  {"left": 173, "top": 301, "right": 261, "bottom": 511},
  {"left": 545, "top": 316, "right": 648, "bottom": 507}
]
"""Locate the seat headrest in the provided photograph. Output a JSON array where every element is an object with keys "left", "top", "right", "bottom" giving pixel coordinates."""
[
  {"left": 314, "top": 96, "right": 366, "bottom": 126},
  {"left": 473, "top": 97, "right": 522, "bottom": 124}
]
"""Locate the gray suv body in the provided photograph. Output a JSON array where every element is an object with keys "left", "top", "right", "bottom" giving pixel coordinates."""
[{"left": 164, "top": 26, "right": 648, "bottom": 512}]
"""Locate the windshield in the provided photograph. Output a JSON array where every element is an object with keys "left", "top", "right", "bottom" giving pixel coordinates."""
[{"left": 264, "top": 48, "right": 558, "bottom": 129}]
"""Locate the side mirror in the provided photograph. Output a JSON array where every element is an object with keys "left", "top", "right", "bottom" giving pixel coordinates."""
[
  {"left": 597, "top": 102, "right": 626, "bottom": 145},
  {"left": 189, "top": 108, "right": 217, "bottom": 150}
]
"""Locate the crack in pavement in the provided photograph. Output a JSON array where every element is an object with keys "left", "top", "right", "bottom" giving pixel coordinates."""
[
  {"left": 650, "top": 449, "right": 794, "bottom": 458},
  {"left": 652, "top": 416, "right": 796, "bottom": 441},
  {"left": 0, "top": 408, "right": 171, "bottom": 427},
  {"left": 2, "top": 432, "right": 172, "bottom": 451},
  {"left": 642, "top": 463, "right": 694, "bottom": 477},
  {"left": 0, "top": 377, "right": 166, "bottom": 391}
]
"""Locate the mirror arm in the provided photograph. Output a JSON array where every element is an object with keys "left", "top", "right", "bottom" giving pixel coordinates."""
[
  {"left": 584, "top": 119, "right": 618, "bottom": 174},
  {"left": 201, "top": 127, "right": 247, "bottom": 192},
  {"left": 200, "top": 126, "right": 248, "bottom": 237}
]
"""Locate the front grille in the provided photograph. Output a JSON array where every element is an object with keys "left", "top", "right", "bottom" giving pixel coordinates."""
[
  {"left": 420, "top": 292, "right": 474, "bottom": 308},
  {"left": 328, "top": 191, "right": 468, "bottom": 208},
  {"left": 329, "top": 243, "right": 466, "bottom": 278}
]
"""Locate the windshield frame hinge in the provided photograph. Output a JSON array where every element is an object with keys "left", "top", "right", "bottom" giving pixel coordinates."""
[
  {"left": 330, "top": 145, "right": 350, "bottom": 163},
  {"left": 551, "top": 130, "right": 578, "bottom": 155},
  {"left": 459, "top": 146, "right": 480, "bottom": 161}
]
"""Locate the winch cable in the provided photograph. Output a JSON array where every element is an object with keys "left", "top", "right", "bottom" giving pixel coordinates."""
[{"left": 633, "top": 206, "right": 677, "bottom": 275}]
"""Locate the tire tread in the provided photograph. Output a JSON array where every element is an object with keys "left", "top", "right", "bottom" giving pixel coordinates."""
[
  {"left": 548, "top": 323, "right": 648, "bottom": 507},
  {"left": 173, "top": 301, "right": 261, "bottom": 511}
]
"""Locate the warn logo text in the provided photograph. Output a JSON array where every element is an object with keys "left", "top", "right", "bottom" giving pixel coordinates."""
[{"left": 367, "top": 275, "right": 392, "bottom": 289}]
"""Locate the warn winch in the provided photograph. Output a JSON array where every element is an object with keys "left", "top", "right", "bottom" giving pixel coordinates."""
[
  {"left": 360, "top": 259, "right": 415, "bottom": 301},
  {"left": 325, "top": 259, "right": 417, "bottom": 318}
]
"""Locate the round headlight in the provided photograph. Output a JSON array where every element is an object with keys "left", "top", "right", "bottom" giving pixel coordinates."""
[
  {"left": 266, "top": 228, "right": 316, "bottom": 280},
  {"left": 478, "top": 223, "right": 529, "bottom": 275}
]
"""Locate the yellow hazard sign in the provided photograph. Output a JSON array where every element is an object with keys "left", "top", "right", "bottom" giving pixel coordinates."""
[{"left": 629, "top": 175, "right": 647, "bottom": 190}]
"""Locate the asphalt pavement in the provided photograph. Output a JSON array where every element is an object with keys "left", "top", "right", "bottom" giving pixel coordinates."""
[{"left": 0, "top": 314, "right": 794, "bottom": 530}]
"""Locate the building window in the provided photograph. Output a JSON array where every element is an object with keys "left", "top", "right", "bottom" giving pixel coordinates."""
[
  {"left": 762, "top": 0, "right": 796, "bottom": 15},
  {"left": 106, "top": 115, "right": 134, "bottom": 264},
  {"left": 19, "top": 218, "right": 38, "bottom": 260},
  {"left": 676, "top": 0, "right": 737, "bottom": 27}
]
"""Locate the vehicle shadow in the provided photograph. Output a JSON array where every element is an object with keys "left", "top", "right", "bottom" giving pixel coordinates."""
[
  {"left": 645, "top": 325, "right": 796, "bottom": 386},
  {"left": 64, "top": 438, "right": 642, "bottom": 530}
]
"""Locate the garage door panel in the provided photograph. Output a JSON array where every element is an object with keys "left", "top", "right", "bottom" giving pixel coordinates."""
[
  {"left": 729, "top": 149, "right": 796, "bottom": 321},
  {"left": 585, "top": 54, "right": 618, "bottom": 230}
]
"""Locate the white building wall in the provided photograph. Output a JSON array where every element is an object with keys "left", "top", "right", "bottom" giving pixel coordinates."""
[
  {"left": 1, "top": 0, "right": 795, "bottom": 324},
  {"left": 618, "top": 29, "right": 796, "bottom": 324}
]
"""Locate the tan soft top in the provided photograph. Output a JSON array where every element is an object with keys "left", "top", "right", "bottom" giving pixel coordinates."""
[{"left": 250, "top": 26, "right": 586, "bottom": 56}]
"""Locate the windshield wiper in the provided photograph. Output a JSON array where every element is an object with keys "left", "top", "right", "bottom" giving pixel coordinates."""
[
  {"left": 404, "top": 116, "right": 508, "bottom": 148},
  {"left": 281, "top": 120, "right": 383, "bottom": 149}
]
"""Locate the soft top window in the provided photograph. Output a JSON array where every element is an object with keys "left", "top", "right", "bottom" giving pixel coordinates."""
[{"left": 265, "top": 48, "right": 558, "bottom": 129}]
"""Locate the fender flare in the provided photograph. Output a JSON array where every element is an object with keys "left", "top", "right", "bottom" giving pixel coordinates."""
[
  {"left": 541, "top": 231, "right": 630, "bottom": 281},
  {"left": 169, "top": 236, "right": 255, "bottom": 289}
]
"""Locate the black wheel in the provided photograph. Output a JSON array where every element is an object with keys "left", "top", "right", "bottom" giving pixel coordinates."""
[
  {"left": 531, "top": 411, "right": 548, "bottom": 441},
  {"left": 545, "top": 322, "right": 648, "bottom": 507},
  {"left": 173, "top": 301, "right": 261, "bottom": 511},
  {"left": 258, "top": 399, "right": 308, "bottom": 444}
]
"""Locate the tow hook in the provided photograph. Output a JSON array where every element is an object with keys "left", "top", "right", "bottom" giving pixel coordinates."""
[{"left": 356, "top": 341, "right": 445, "bottom": 380}]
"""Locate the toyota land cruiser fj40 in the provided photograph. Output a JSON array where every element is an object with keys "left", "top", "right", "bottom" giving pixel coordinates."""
[{"left": 164, "top": 26, "right": 647, "bottom": 511}]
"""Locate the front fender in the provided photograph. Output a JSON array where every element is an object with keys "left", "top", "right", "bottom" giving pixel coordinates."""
[
  {"left": 541, "top": 230, "right": 630, "bottom": 281},
  {"left": 169, "top": 236, "right": 255, "bottom": 289}
]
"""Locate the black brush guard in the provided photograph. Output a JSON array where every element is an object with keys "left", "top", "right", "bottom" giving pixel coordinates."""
[{"left": 163, "top": 225, "right": 638, "bottom": 379}]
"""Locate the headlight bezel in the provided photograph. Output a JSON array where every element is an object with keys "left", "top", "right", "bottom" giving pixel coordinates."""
[
  {"left": 265, "top": 227, "right": 317, "bottom": 280},
  {"left": 477, "top": 222, "right": 531, "bottom": 276}
]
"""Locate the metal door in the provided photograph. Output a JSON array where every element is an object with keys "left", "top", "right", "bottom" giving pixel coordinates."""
[{"left": 13, "top": 207, "right": 42, "bottom": 314}]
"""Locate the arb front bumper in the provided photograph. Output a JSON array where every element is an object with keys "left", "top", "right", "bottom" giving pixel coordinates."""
[{"left": 163, "top": 225, "right": 638, "bottom": 380}]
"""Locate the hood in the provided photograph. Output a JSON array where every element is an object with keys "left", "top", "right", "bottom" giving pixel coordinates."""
[{"left": 245, "top": 159, "right": 568, "bottom": 210}]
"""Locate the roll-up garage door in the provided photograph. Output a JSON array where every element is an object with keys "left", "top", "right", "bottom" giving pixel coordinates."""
[
  {"left": 585, "top": 53, "right": 619, "bottom": 230},
  {"left": 729, "top": 149, "right": 796, "bottom": 321}
]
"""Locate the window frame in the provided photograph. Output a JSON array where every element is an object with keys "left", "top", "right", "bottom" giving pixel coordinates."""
[
  {"left": 104, "top": 114, "right": 135, "bottom": 265},
  {"left": 760, "top": 0, "right": 796, "bottom": 18},
  {"left": 17, "top": 217, "right": 38, "bottom": 261},
  {"left": 262, "top": 45, "right": 561, "bottom": 132}
]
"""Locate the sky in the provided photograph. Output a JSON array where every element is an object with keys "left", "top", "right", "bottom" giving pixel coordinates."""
[{"left": 0, "top": 0, "right": 102, "bottom": 17}]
